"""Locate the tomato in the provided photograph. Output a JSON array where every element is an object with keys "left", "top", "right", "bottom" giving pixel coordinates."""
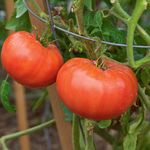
[
  {"left": 56, "top": 58, "right": 138, "bottom": 120},
  {"left": 1, "top": 31, "right": 64, "bottom": 88}
]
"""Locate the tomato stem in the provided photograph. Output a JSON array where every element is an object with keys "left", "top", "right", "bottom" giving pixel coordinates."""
[
  {"left": 72, "top": 114, "right": 82, "bottom": 150},
  {"left": 0, "top": 120, "right": 55, "bottom": 150},
  {"left": 110, "top": 0, "right": 150, "bottom": 45},
  {"left": 72, "top": 0, "right": 97, "bottom": 60},
  {"left": 127, "top": 0, "right": 148, "bottom": 68}
]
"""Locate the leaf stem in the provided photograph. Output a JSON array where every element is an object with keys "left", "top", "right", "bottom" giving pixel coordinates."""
[
  {"left": 72, "top": 0, "right": 97, "bottom": 60},
  {"left": 84, "top": 120, "right": 95, "bottom": 150},
  {"left": 72, "top": 114, "right": 81, "bottom": 150},
  {"left": 110, "top": 0, "right": 150, "bottom": 45},
  {"left": 127, "top": 0, "right": 148, "bottom": 67},
  {"left": 138, "top": 84, "right": 150, "bottom": 110},
  {"left": 28, "top": 0, "right": 48, "bottom": 19},
  {"left": 0, "top": 120, "right": 55, "bottom": 150},
  {"left": 94, "top": 126, "right": 114, "bottom": 145}
]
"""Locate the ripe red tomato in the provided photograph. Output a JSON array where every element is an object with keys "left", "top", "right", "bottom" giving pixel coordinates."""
[
  {"left": 1, "top": 31, "right": 64, "bottom": 88},
  {"left": 56, "top": 58, "right": 138, "bottom": 120}
]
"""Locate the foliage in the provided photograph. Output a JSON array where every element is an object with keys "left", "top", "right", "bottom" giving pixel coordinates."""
[{"left": 0, "top": 0, "right": 150, "bottom": 150}]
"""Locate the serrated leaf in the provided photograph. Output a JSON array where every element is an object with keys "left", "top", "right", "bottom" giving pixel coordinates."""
[
  {"left": 15, "top": 0, "right": 27, "bottom": 18},
  {"left": 123, "top": 133, "right": 137, "bottom": 150},
  {"left": 84, "top": 11, "right": 103, "bottom": 34},
  {"left": 97, "top": 120, "right": 112, "bottom": 129},
  {"left": 102, "top": 19, "right": 126, "bottom": 43},
  {"left": 0, "top": 80, "right": 16, "bottom": 112},
  {"left": 5, "top": 10, "right": 31, "bottom": 32}
]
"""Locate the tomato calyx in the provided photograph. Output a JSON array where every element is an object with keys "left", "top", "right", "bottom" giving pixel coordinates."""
[{"left": 93, "top": 57, "right": 108, "bottom": 71}]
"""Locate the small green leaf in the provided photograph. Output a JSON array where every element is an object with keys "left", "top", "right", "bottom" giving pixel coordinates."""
[
  {"left": 5, "top": 10, "right": 31, "bottom": 32},
  {"left": 128, "top": 109, "right": 144, "bottom": 134},
  {"left": 97, "top": 120, "right": 112, "bottom": 129},
  {"left": 15, "top": 0, "right": 27, "bottom": 18},
  {"left": 84, "top": 11, "right": 103, "bottom": 33},
  {"left": 102, "top": 19, "right": 126, "bottom": 43},
  {"left": 0, "top": 80, "right": 16, "bottom": 112},
  {"left": 123, "top": 109, "right": 145, "bottom": 150},
  {"left": 32, "top": 89, "right": 48, "bottom": 112},
  {"left": 141, "top": 68, "right": 150, "bottom": 86},
  {"left": 61, "top": 103, "right": 73, "bottom": 121},
  {"left": 123, "top": 133, "right": 138, "bottom": 150},
  {"left": 120, "top": 110, "right": 130, "bottom": 135}
]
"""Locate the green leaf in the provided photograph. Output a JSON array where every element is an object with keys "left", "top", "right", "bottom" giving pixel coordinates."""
[
  {"left": 0, "top": 80, "right": 16, "bottom": 112},
  {"left": 123, "top": 109, "right": 144, "bottom": 150},
  {"left": 15, "top": 0, "right": 27, "bottom": 18},
  {"left": 61, "top": 103, "right": 73, "bottom": 121},
  {"left": 123, "top": 133, "right": 138, "bottom": 150},
  {"left": 120, "top": 110, "right": 130, "bottom": 135},
  {"left": 141, "top": 68, "right": 150, "bottom": 86},
  {"left": 102, "top": 19, "right": 126, "bottom": 43},
  {"left": 97, "top": 120, "right": 112, "bottom": 129},
  {"left": 128, "top": 109, "right": 144, "bottom": 134},
  {"left": 84, "top": 11, "right": 103, "bottom": 33},
  {"left": 32, "top": 89, "right": 48, "bottom": 112},
  {"left": 5, "top": 10, "right": 31, "bottom": 32},
  {"left": 84, "top": 0, "right": 93, "bottom": 10}
]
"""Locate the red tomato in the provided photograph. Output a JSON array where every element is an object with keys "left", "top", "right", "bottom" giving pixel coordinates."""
[
  {"left": 1, "top": 31, "right": 64, "bottom": 88},
  {"left": 56, "top": 58, "right": 138, "bottom": 120}
]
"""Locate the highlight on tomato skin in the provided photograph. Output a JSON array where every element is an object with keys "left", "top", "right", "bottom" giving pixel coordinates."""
[
  {"left": 56, "top": 57, "right": 138, "bottom": 120},
  {"left": 1, "top": 31, "right": 64, "bottom": 88}
]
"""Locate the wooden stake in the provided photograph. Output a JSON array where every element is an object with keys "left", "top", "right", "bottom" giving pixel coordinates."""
[
  {"left": 5, "top": 1, "right": 30, "bottom": 150},
  {"left": 28, "top": 1, "right": 73, "bottom": 149},
  {"left": 13, "top": 82, "right": 30, "bottom": 150},
  {"left": 48, "top": 84, "right": 73, "bottom": 150}
]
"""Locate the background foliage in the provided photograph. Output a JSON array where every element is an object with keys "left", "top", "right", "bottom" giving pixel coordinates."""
[{"left": 0, "top": 0, "right": 150, "bottom": 150}]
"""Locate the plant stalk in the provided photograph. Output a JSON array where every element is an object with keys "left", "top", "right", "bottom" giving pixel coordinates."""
[
  {"left": 127, "top": 0, "right": 148, "bottom": 68},
  {"left": 72, "top": 0, "right": 97, "bottom": 60},
  {"left": 110, "top": 0, "right": 150, "bottom": 45},
  {"left": 0, "top": 120, "right": 55, "bottom": 150}
]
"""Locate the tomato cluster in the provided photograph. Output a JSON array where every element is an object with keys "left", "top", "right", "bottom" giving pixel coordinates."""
[{"left": 1, "top": 31, "right": 138, "bottom": 120}]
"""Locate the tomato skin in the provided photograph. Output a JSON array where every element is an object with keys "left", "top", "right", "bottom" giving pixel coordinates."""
[
  {"left": 1, "top": 31, "right": 64, "bottom": 88},
  {"left": 56, "top": 58, "right": 138, "bottom": 120}
]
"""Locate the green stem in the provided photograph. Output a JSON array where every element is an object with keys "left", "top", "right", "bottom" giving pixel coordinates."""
[
  {"left": 84, "top": 120, "right": 95, "bottom": 150},
  {"left": 72, "top": 0, "right": 84, "bottom": 35},
  {"left": 94, "top": 126, "right": 114, "bottom": 145},
  {"left": 127, "top": 0, "right": 148, "bottom": 68},
  {"left": 138, "top": 84, "right": 150, "bottom": 110},
  {"left": 135, "top": 56, "right": 150, "bottom": 68},
  {"left": 72, "top": 114, "right": 81, "bottom": 150},
  {"left": 29, "top": 0, "right": 48, "bottom": 19},
  {"left": 110, "top": 0, "right": 150, "bottom": 45},
  {"left": 0, "top": 139, "right": 8, "bottom": 150},
  {"left": 72, "top": 0, "right": 97, "bottom": 60},
  {"left": 111, "top": 0, "right": 129, "bottom": 19},
  {"left": 0, "top": 120, "right": 55, "bottom": 150}
]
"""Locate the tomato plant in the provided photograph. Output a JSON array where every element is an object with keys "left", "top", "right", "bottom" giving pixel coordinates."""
[
  {"left": 1, "top": 31, "right": 64, "bottom": 88},
  {"left": 0, "top": 0, "right": 150, "bottom": 150},
  {"left": 56, "top": 57, "right": 138, "bottom": 120}
]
